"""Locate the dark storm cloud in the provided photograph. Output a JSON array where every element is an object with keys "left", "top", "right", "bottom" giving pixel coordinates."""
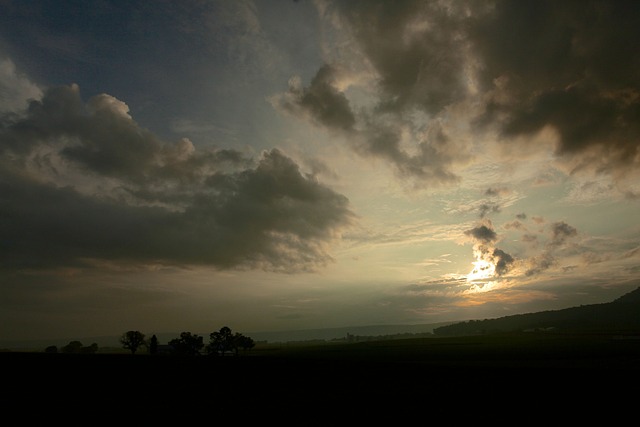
[
  {"left": 0, "top": 84, "right": 355, "bottom": 272},
  {"left": 333, "top": 0, "right": 470, "bottom": 115},
  {"left": 471, "top": 0, "right": 640, "bottom": 176},
  {"left": 279, "top": 0, "right": 640, "bottom": 185}
]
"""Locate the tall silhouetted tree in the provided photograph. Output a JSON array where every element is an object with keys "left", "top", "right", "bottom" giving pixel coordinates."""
[
  {"left": 120, "top": 331, "right": 146, "bottom": 355},
  {"left": 168, "top": 332, "right": 204, "bottom": 356}
]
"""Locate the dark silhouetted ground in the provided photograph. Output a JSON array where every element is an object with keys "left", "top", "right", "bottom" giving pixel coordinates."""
[{"left": 3, "top": 332, "right": 638, "bottom": 421}]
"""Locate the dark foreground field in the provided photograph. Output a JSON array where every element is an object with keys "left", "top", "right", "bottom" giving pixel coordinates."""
[{"left": 3, "top": 332, "right": 639, "bottom": 419}]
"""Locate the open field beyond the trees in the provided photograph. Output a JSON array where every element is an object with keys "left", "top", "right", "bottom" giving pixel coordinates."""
[{"left": 4, "top": 331, "right": 639, "bottom": 412}]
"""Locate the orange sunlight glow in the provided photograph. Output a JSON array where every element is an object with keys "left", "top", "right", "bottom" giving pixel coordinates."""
[{"left": 466, "top": 258, "right": 496, "bottom": 282}]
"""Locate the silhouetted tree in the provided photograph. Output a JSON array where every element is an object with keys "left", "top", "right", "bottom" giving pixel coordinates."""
[
  {"left": 120, "top": 331, "right": 146, "bottom": 355},
  {"left": 207, "top": 327, "right": 254, "bottom": 355},
  {"left": 44, "top": 345, "right": 58, "bottom": 354},
  {"left": 80, "top": 343, "right": 99, "bottom": 354},
  {"left": 168, "top": 332, "right": 204, "bottom": 356},
  {"left": 149, "top": 334, "right": 158, "bottom": 355},
  {"left": 235, "top": 333, "right": 255, "bottom": 354},
  {"left": 207, "top": 326, "right": 235, "bottom": 355},
  {"left": 61, "top": 341, "right": 83, "bottom": 354}
]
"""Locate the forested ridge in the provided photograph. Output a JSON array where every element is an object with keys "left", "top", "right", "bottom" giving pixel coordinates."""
[{"left": 434, "top": 287, "right": 640, "bottom": 336}]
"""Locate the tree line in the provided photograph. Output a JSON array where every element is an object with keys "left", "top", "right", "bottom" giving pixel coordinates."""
[
  {"left": 45, "top": 341, "right": 99, "bottom": 354},
  {"left": 433, "top": 287, "right": 640, "bottom": 337},
  {"left": 44, "top": 326, "right": 255, "bottom": 356}
]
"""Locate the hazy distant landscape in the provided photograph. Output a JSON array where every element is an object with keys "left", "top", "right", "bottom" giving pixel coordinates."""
[
  {"left": 0, "top": 321, "right": 455, "bottom": 352},
  {"left": 3, "top": 286, "right": 639, "bottom": 352},
  {"left": 4, "top": 287, "right": 639, "bottom": 411}
]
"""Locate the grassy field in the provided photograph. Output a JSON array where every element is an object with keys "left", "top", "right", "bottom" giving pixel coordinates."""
[
  {"left": 5, "top": 330, "right": 640, "bottom": 372},
  {"left": 3, "top": 331, "right": 638, "bottom": 415},
  {"left": 250, "top": 330, "right": 640, "bottom": 368}
]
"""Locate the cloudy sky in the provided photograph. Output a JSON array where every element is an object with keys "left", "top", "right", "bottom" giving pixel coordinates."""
[{"left": 1, "top": 0, "right": 639, "bottom": 342}]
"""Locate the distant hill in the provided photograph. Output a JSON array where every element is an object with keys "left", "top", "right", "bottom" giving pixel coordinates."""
[
  {"left": 246, "top": 322, "right": 455, "bottom": 343},
  {"left": 433, "top": 287, "right": 640, "bottom": 336}
]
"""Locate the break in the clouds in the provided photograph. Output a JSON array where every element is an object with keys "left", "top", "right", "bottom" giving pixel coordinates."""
[
  {"left": 273, "top": 0, "right": 640, "bottom": 189},
  {"left": 0, "top": 83, "right": 355, "bottom": 272}
]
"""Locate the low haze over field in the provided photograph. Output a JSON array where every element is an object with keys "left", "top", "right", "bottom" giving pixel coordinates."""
[{"left": 1, "top": 0, "right": 639, "bottom": 342}]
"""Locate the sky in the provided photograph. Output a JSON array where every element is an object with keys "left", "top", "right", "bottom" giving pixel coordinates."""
[{"left": 1, "top": 0, "right": 640, "bottom": 343}]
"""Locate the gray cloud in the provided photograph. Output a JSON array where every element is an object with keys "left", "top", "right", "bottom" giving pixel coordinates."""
[
  {"left": 523, "top": 220, "right": 579, "bottom": 276},
  {"left": 485, "top": 187, "right": 510, "bottom": 197},
  {"left": 549, "top": 221, "right": 578, "bottom": 247},
  {"left": 525, "top": 253, "right": 556, "bottom": 277},
  {"left": 272, "top": 64, "right": 465, "bottom": 186},
  {"left": 492, "top": 248, "right": 514, "bottom": 275},
  {"left": 0, "top": 84, "right": 355, "bottom": 273},
  {"left": 334, "top": 0, "right": 471, "bottom": 115},
  {"left": 471, "top": 0, "right": 640, "bottom": 177},
  {"left": 277, "top": 0, "right": 640, "bottom": 187},
  {"left": 273, "top": 0, "right": 473, "bottom": 185},
  {"left": 478, "top": 203, "right": 500, "bottom": 218},
  {"left": 504, "top": 220, "right": 525, "bottom": 230},
  {"left": 359, "top": 117, "right": 463, "bottom": 184},
  {"left": 465, "top": 224, "right": 498, "bottom": 244},
  {"left": 275, "top": 64, "right": 356, "bottom": 132}
]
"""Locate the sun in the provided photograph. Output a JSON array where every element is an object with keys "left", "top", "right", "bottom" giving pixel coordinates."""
[{"left": 467, "top": 259, "right": 496, "bottom": 282}]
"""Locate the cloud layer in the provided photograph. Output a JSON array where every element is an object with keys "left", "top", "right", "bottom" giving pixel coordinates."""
[
  {"left": 274, "top": 0, "right": 640, "bottom": 189},
  {"left": 0, "top": 83, "right": 355, "bottom": 273}
]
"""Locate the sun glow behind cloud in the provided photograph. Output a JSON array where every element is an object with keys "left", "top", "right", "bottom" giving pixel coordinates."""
[
  {"left": 467, "top": 258, "right": 496, "bottom": 283},
  {"left": 463, "top": 245, "right": 503, "bottom": 296}
]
